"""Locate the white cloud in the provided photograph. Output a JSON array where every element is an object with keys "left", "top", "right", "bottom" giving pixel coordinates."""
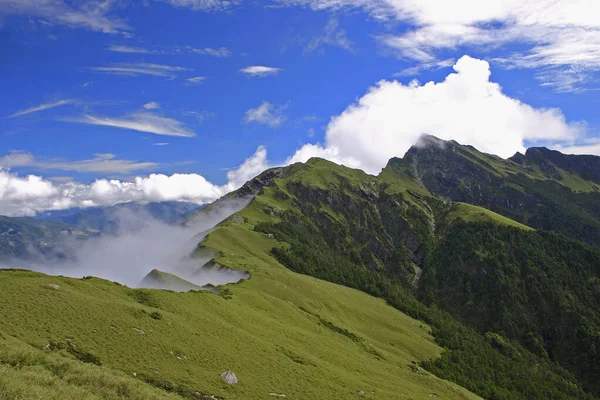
[
  {"left": 160, "top": 0, "right": 237, "bottom": 11},
  {"left": 8, "top": 99, "right": 74, "bottom": 118},
  {"left": 90, "top": 63, "right": 191, "bottom": 78},
  {"left": 68, "top": 111, "right": 195, "bottom": 137},
  {"left": 394, "top": 59, "right": 455, "bottom": 77},
  {"left": 0, "top": 146, "right": 267, "bottom": 216},
  {"left": 244, "top": 102, "right": 287, "bottom": 128},
  {"left": 0, "top": 0, "right": 129, "bottom": 34},
  {"left": 153, "top": 142, "right": 169, "bottom": 146},
  {"left": 107, "top": 44, "right": 231, "bottom": 57},
  {"left": 107, "top": 45, "right": 155, "bottom": 54},
  {"left": 0, "top": 152, "right": 158, "bottom": 174},
  {"left": 287, "top": 55, "right": 583, "bottom": 174},
  {"left": 240, "top": 66, "right": 282, "bottom": 77},
  {"left": 188, "top": 46, "right": 231, "bottom": 57},
  {"left": 282, "top": 0, "right": 600, "bottom": 91},
  {"left": 304, "top": 17, "right": 354, "bottom": 54},
  {"left": 555, "top": 138, "right": 600, "bottom": 156},
  {"left": 186, "top": 76, "right": 206, "bottom": 84},
  {"left": 225, "top": 145, "right": 269, "bottom": 189},
  {"left": 143, "top": 102, "right": 161, "bottom": 110}
]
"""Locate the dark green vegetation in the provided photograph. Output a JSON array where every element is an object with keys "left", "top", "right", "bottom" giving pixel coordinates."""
[
  {"left": 250, "top": 155, "right": 596, "bottom": 399},
  {"left": 390, "top": 135, "right": 600, "bottom": 245},
  {"left": 2, "top": 136, "right": 600, "bottom": 399}
]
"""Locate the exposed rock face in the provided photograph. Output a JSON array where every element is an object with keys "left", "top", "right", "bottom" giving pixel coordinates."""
[
  {"left": 231, "top": 167, "right": 288, "bottom": 199},
  {"left": 220, "top": 370, "right": 238, "bottom": 384}
]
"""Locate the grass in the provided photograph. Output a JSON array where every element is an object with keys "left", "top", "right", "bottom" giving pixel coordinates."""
[
  {"left": 0, "top": 208, "right": 481, "bottom": 400},
  {"left": 444, "top": 203, "right": 533, "bottom": 231}
]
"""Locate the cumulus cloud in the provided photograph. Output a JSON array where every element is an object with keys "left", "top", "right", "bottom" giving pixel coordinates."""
[
  {"left": 68, "top": 111, "right": 195, "bottom": 137},
  {"left": 244, "top": 102, "right": 287, "bottom": 128},
  {"left": 304, "top": 17, "right": 354, "bottom": 54},
  {"left": 8, "top": 99, "right": 74, "bottom": 118},
  {"left": 0, "top": 152, "right": 158, "bottom": 174},
  {"left": 240, "top": 66, "right": 282, "bottom": 77},
  {"left": 0, "top": 0, "right": 129, "bottom": 34},
  {"left": 287, "top": 55, "right": 583, "bottom": 174},
  {"left": 0, "top": 146, "right": 268, "bottom": 216},
  {"left": 282, "top": 0, "right": 600, "bottom": 91}
]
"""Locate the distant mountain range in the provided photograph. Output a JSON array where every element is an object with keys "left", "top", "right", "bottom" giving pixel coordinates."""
[{"left": 0, "top": 201, "right": 202, "bottom": 259}]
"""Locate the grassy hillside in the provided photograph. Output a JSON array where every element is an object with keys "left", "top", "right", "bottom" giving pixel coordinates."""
[
  {"left": 245, "top": 160, "right": 595, "bottom": 399},
  {"left": 0, "top": 217, "right": 480, "bottom": 400},
  {"left": 442, "top": 203, "right": 533, "bottom": 231},
  {"left": 3, "top": 140, "right": 600, "bottom": 399}
]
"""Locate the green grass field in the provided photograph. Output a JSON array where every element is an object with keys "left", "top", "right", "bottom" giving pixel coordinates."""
[
  {"left": 0, "top": 205, "right": 481, "bottom": 399},
  {"left": 444, "top": 202, "right": 533, "bottom": 231}
]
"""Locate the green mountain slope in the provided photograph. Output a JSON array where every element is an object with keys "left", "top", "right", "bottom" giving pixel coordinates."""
[
  {"left": 3, "top": 137, "right": 600, "bottom": 399},
  {"left": 0, "top": 228, "right": 480, "bottom": 400},
  {"left": 385, "top": 134, "right": 600, "bottom": 245},
  {"left": 245, "top": 158, "right": 595, "bottom": 399}
]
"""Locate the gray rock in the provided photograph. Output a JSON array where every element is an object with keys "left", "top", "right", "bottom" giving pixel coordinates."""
[
  {"left": 48, "top": 284, "right": 60, "bottom": 290},
  {"left": 220, "top": 370, "right": 238, "bottom": 384}
]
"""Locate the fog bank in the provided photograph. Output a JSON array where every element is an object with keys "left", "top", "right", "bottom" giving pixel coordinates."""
[{"left": 1, "top": 199, "right": 250, "bottom": 289}]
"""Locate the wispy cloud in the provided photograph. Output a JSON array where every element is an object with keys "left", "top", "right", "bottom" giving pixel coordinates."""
[
  {"left": 107, "top": 44, "right": 231, "bottom": 57},
  {"left": 283, "top": 0, "right": 600, "bottom": 92},
  {"left": 160, "top": 0, "right": 238, "bottom": 12},
  {"left": 186, "top": 76, "right": 206, "bottom": 84},
  {"left": 106, "top": 45, "right": 156, "bottom": 54},
  {"left": 183, "top": 110, "right": 215, "bottom": 122},
  {"left": 153, "top": 142, "right": 170, "bottom": 146},
  {"left": 239, "top": 66, "right": 283, "bottom": 77},
  {"left": 0, "top": 0, "right": 130, "bottom": 34},
  {"left": 0, "top": 151, "right": 157, "bottom": 174},
  {"left": 68, "top": 112, "right": 195, "bottom": 137},
  {"left": 394, "top": 58, "right": 455, "bottom": 77},
  {"left": 188, "top": 46, "right": 231, "bottom": 57},
  {"left": 8, "top": 99, "right": 74, "bottom": 118},
  {"left": 244, "top": 101, "right": 286, "bottom": 128},
  {"left": 304, "top": 17, "right": 354, "bottom": 54},
  {"left": 89, "top": 63, "right": 191, "bottom": 78}
]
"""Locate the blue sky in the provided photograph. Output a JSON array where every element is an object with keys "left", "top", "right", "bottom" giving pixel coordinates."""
[{"left": 0, "top": 0, "right": 599, "bottom": 215}]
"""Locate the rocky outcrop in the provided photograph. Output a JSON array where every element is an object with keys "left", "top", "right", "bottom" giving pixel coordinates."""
[{"left": 220, "top": 370, "right": 238, "bottom": 384}]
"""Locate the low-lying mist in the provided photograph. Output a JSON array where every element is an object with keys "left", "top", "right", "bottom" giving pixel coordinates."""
[{"left": 0, "top": 199, "right": 251, "bottom": 290}]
